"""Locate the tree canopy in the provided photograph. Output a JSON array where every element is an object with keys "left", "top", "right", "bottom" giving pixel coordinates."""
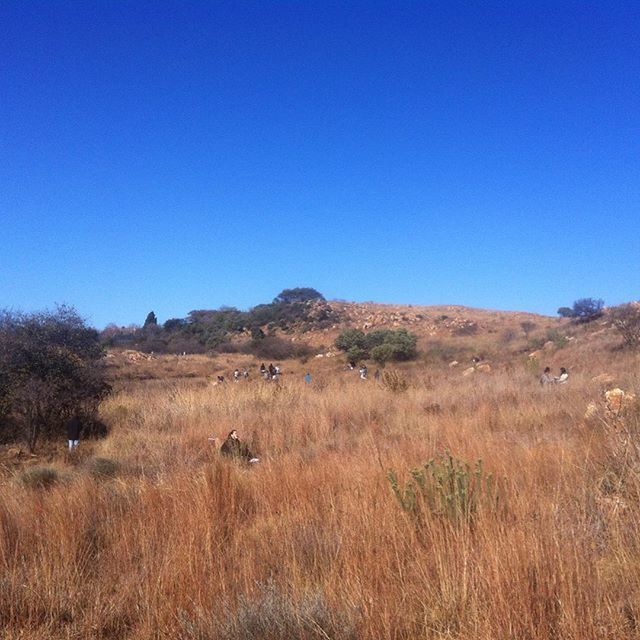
[{"left": 0, "top": 306, "right": 111, "bottom": 450}]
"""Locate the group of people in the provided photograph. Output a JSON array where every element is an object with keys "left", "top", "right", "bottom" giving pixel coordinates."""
[
  {"left": 540, "top": 366, "right": 569, "bottom": 386},
  {"left": 260, "top": 362, "right": 281, "bottom": 380},
  {"left": 216, "top": 364, "right": 282, "bottom": 383},
  {"left": 346, "top": 362, "right": 382, "bottom": 381}
]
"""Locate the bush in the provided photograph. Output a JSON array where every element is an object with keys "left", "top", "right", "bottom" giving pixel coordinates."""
[
  {"left": 388, "top": 452, "right": 499, "bottom": 526},
  {"left": 20, "top": 466, "right": 60, "bottom": 489},
  {"left": 335, "top": 328, "right": 418, "bottom": 363},
  {"left": 610, "top": 303, "right": 640, "bottom": 348},
  {"left": 0, "top": 306, "right": 111, "bottom": 451},
  {"left": 244, "top": 336, "right": 312, "bottom": 360},
  {"left": 422, "top": 340, "right": 461, "bottom": 363},
  {"left": 178, "top": 580, "right": 357, "bottom": 640},
  {"left": 520, "top": 320, "right": 536, "bottom": 338},
  {"left": 87, "top": 457, "right": 121, "bottom": 479},
  {"left": 557, "top": 307, "right": 575, "bottom": 318},
  {"left": 571, "top": 298, "right": 604, "bottom": 322},
  {"left": 335, "top": 329, "right": 366, "bottom": 353}
]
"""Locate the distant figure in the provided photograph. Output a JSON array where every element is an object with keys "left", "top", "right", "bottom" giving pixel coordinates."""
[
  {"left": 472, "top": 356, "right": 481, "bottom": 364},
  {"left": 359, "top": 365, "right": 368, "bottom": 380},
  {"left": 66, "top": 414, "right": 82, "bottom": 451},
  {"left": 374, "top": 369, "right": 381, "bottom": 381},
  {"left": 268, "top": 363, "right": 276, "bottom": 378},
  {"left": 540, "top": 367, "right": 554, "bottom": 386},
  {"left": 233, "top": 369, "right": 240, "bottom": 382},
  {"left": 220, "top": 430, "right": 258, "bottom": 463},
  {"left": 349, "top": 360, "right": 356, "bottom": 370},
  {"left": 243, "top": 368, "right": 249, "bottom": 379},
  {"left": 217, "top": 375, "right": 225, "bottom": 383},
  {"left": 304, "top": 372, "right": 312, "bottom": 384},
  {"left": 555, "top": 367, "right": 569, "bottom": 384},
  {"left": 260, "top": 363, "right": 266, "bottom": 375}
]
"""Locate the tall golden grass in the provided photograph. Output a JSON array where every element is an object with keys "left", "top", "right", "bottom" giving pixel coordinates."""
[{"left": 1, "top": 350, "right": 639, "bottom": 639}]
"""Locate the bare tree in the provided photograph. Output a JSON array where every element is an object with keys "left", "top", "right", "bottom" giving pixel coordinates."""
[{"left": 609, "top": 303, "right": 640, "bottom": 349}]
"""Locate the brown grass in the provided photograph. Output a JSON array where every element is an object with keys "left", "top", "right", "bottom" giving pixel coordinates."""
[{"left": 1, "top": 340, "right": 640, "bottom": 639}]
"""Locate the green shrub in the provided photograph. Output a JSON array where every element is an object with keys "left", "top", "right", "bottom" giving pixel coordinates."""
[
  {"left": 335, "top": 329, "right": 366, "bottom": 353},
  {"left": 335, "top": 328, "right": 418, "bottom": 363},
  {"left": 388, "top": 452, "right": 499, "bottom": 526}
]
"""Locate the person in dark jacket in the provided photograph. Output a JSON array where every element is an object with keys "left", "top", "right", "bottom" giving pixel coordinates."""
[
  {"left": 66, "top": 414, "right": 82, "bottom": 451},
  {"left": 220, "top": 430, "right": 258, "bottom": 462}
]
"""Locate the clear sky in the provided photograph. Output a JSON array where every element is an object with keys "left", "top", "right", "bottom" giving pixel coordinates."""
[{"left": 1, "top": 1, "right": 638, "bottom": 328}]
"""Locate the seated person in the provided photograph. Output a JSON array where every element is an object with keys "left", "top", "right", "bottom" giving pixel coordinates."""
[
  {"left": 539, "top": 367, "right": 554, "bottom": 386},
  {"left": 220, "top": 430, "right": 258, "bottom": 462},
  {"left": 555, "top": 367, "right": 569, "bottom": 384}
]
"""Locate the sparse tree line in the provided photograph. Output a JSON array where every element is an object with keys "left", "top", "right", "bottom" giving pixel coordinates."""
[
  {"left": 1, "top": 292, "right": 639, "bottom": 453},
  {"left": 557, "top": 297, "right": 640, "bottom": 347},
  {"left": 101, "top": 287, "right": 335, "bottom": 357}
]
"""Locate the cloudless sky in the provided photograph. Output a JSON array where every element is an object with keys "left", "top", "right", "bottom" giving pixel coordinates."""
[{"left": 1, "top": 1, "right": 638, "bottom": 327}]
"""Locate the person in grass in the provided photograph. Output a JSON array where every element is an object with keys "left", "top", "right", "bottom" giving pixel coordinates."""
[
  {"left": 539, "top": 367, "right": 555, "bottom": 386},
  {"left": 555, "top": 367, "right": 569, "bottom": 384},
  {"left": 220, "top": 430, "right": 259, "bottom": 463},
  {"left": 66, "top": 413, "right": 82, "bottom": 451}
]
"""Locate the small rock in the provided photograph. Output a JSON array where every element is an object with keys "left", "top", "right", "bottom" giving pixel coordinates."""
[
  {"left": 448, "top": 360, "right": 459, "bottom": 368},
  {"left": 477, "top": 363, "right": 492, "bottom": 373},
  {"left": 462, "top": 367, "right": 476, "bottom": 377}
]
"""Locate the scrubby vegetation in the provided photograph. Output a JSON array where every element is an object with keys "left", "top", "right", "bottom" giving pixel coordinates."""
[
  {"left": 101, "top": 287, "right": 336, "bottom": 355},
  {"left": 1, "top": 345, "right": 639, "bottom": 639},
  {"left": 335, "top": 327, "right": 418, "bottom": 364},
  {"left": 610, "top": 303, "right": 640, "bottom": 349},
  {"left": 1, "top": 297, "right": 639, "bottom": 638},
  {"left": 558, "top": 297, "right": 605, "bottom": 322},
  {"left": 0, "top": 306, "right": 111, "bottom": 451}
]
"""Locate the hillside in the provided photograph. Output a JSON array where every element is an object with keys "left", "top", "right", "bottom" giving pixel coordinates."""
[{"left": 102, "top": 300, "right": 635, "bottom": 386}]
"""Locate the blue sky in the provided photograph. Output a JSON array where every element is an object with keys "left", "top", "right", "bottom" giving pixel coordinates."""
[{"left": 1, "top": 1, "right": 638, "bottom": 328}]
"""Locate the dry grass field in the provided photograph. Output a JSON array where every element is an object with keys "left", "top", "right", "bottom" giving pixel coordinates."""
[{"left": 1, "top": 312, "right": 639, "bottom": 639}]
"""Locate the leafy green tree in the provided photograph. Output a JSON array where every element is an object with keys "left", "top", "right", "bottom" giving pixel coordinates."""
[
  {"left": 557, "top": 307, "right": 575, "bottom": 318},
  {"left": 335, "top": 327, "right": 417, "bottom": 363},
  {"left": 572, "top": 298, "right": 604, "bottom": 322},
  {"left": 163, "top": 318, "right": 186, "bottom": 332},
  {"left": 273, "top": 288, "right": 325, "bottom": 304},
  {"left": 346, "top": 345, "right": 368, "bottom": 363},
  {"left": 144, "top": 311, "right": 158, "bottom": 327},
  {"left": 335, "top": 329, "right": 366, "bottom": 353}
]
